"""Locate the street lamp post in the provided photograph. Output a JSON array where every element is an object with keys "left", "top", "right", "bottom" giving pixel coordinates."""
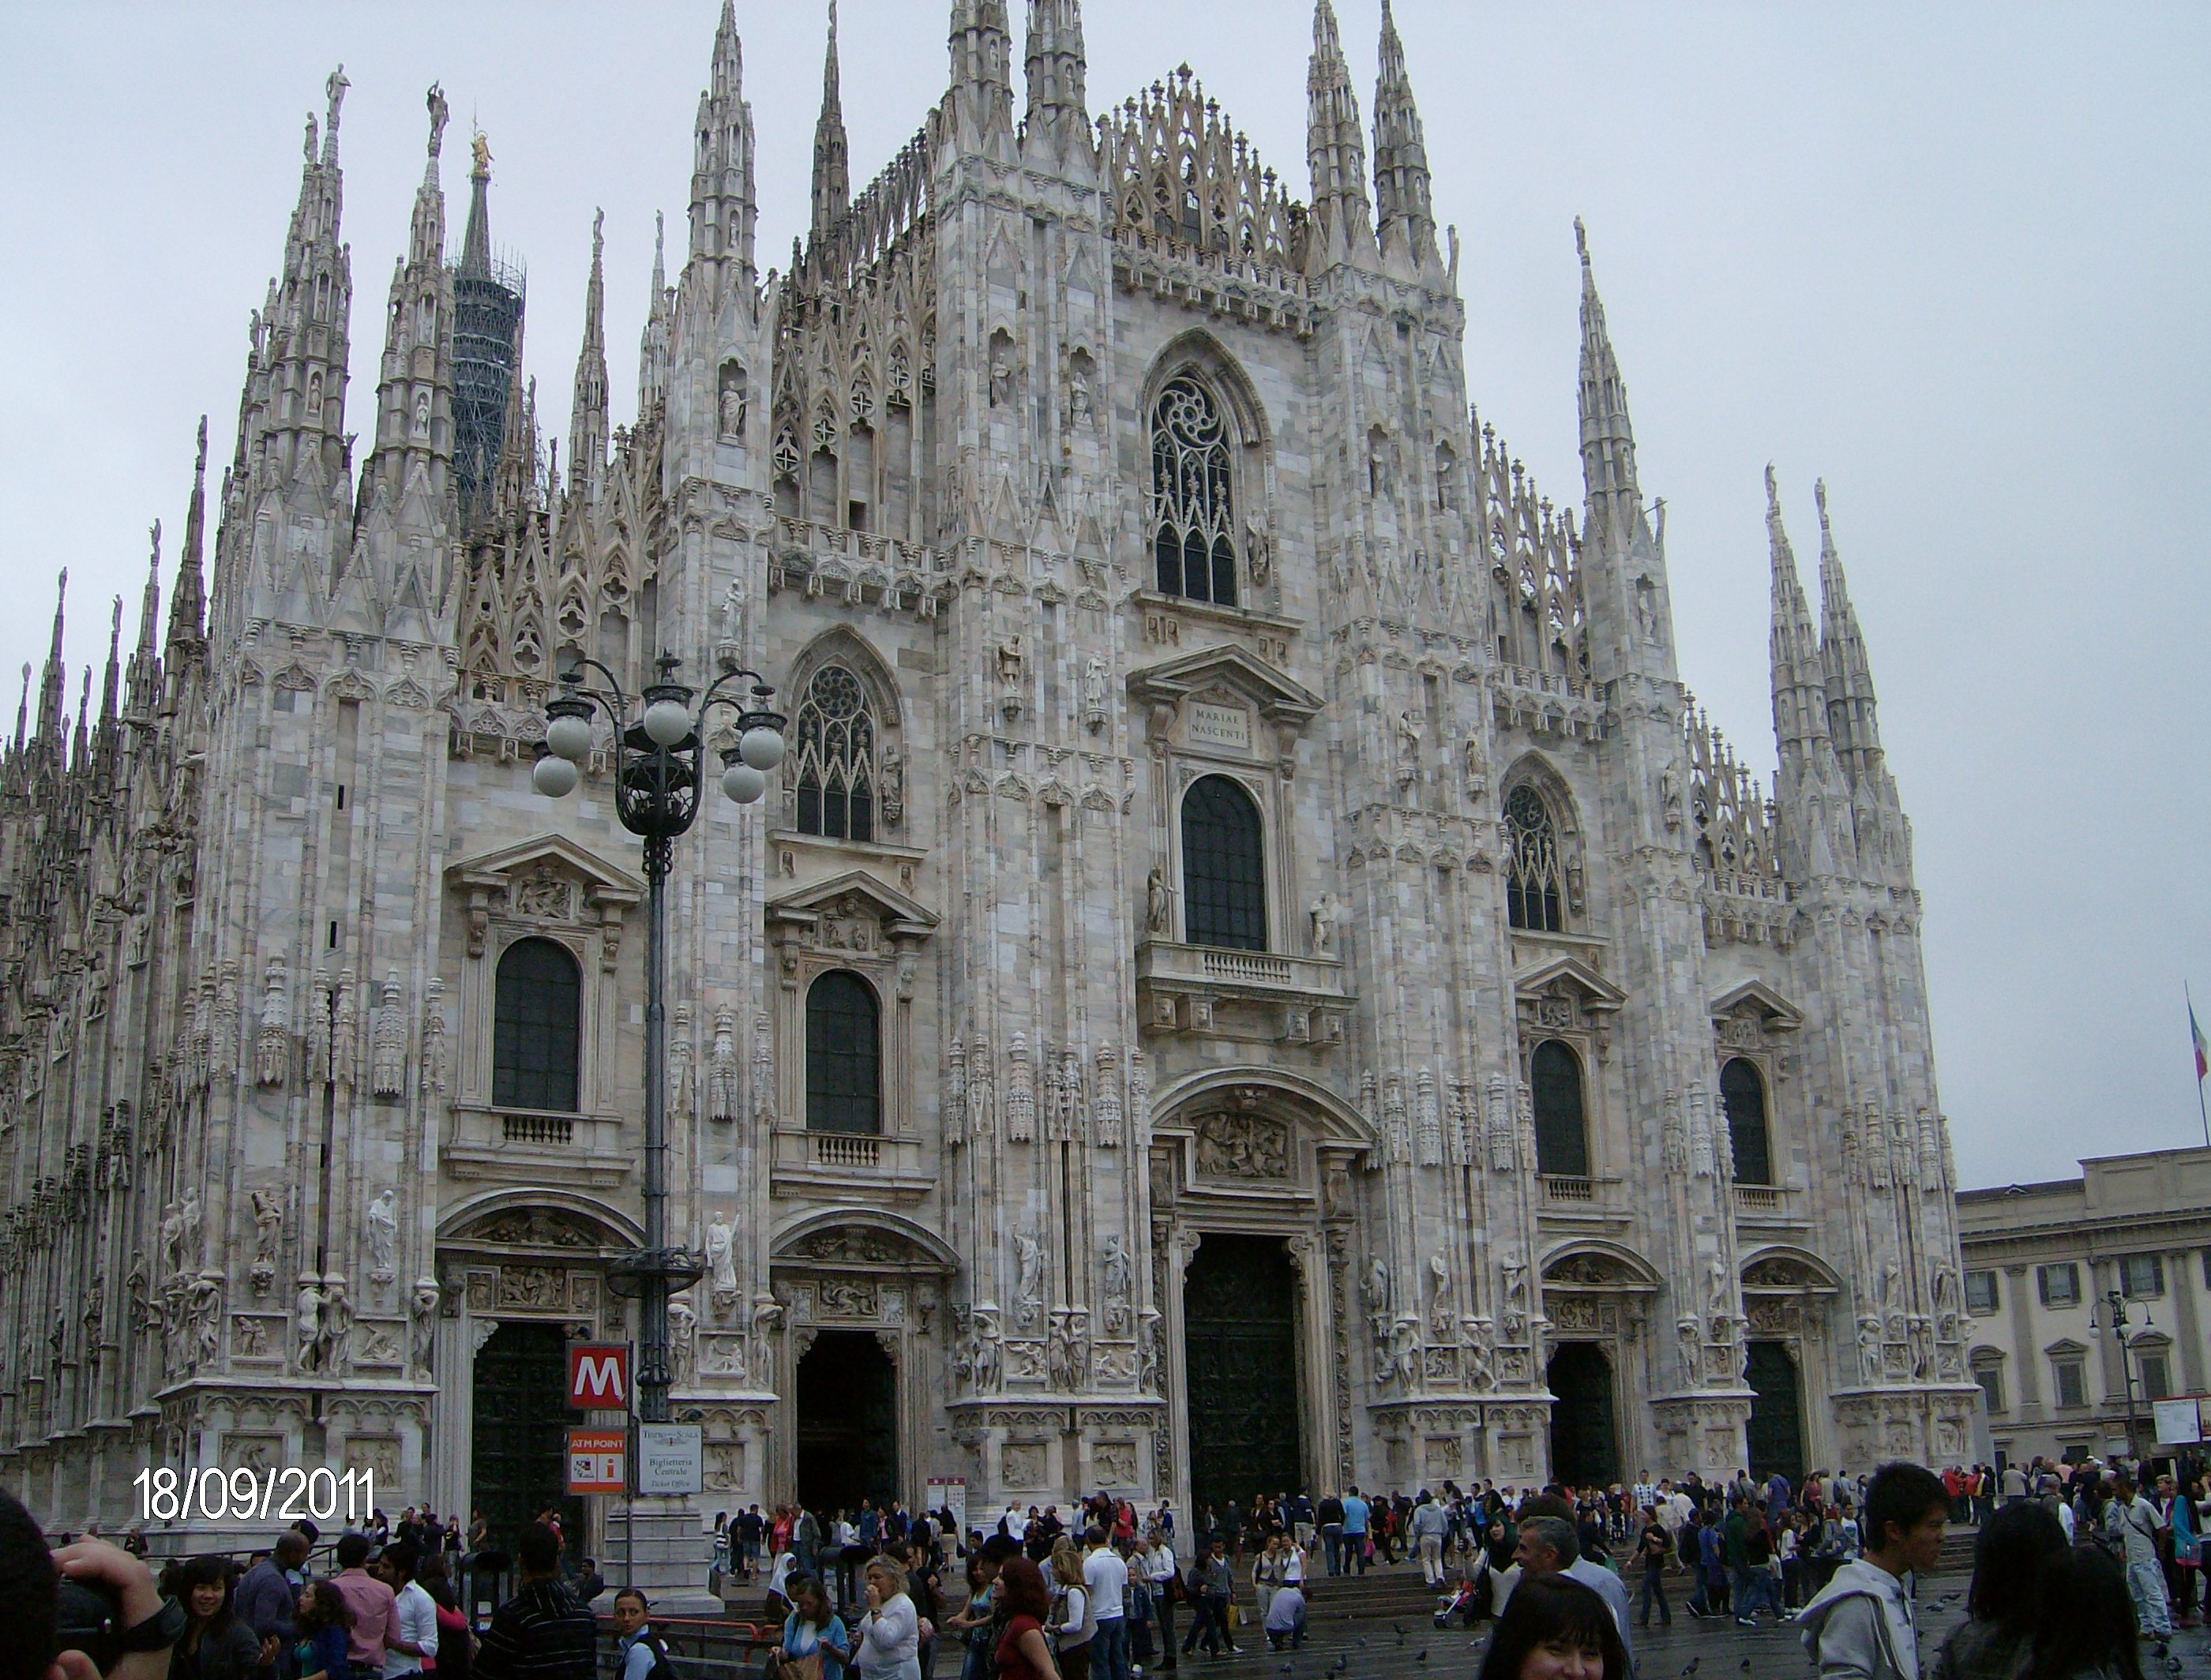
[
  {"left": 532, "top": 651, "right": 786, "bottom": 1424},
  {"left": 2089, "top": 1287, "right": 2153, "bottom": 1463}
]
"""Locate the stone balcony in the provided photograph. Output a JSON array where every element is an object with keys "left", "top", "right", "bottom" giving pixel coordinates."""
[
  {"left": 1135, "top": 938, "right": 1352, "bottom": 1048},
  {"left": 444, "top": 1104, "right": 633, "bottom": 1187},
  {"left": 768, "top": 1127, "right": 934, "bottom": 1203}
]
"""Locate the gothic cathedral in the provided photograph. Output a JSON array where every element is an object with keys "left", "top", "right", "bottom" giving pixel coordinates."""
[{"left": 0, "top": 0, "right": 1974, "bottom": 1552}]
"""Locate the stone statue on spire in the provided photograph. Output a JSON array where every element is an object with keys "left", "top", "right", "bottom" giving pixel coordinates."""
[
  {"left": 471, "top": 129, "right": 492, "bottom": 177},
  {"left": 426, "top": 83, "right": 449, "bottom": 159},
  {"left": 325, "top": 66, "right": 349, "bottom": 137}
]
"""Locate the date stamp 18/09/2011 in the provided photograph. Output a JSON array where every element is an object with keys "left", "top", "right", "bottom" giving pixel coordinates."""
[{"left": 133, "top": 1465, "right": 377, "bottom": 1525}]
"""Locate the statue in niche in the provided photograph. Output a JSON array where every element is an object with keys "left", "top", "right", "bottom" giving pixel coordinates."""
[
  {"left": 1462, "top": 735, "right": 1488, "bottom": 802},
  {"left": 1083, "top": 658, "right": 1107, "bottom": 733},
  {"left": 706, "top": 1213, "right": 739, "bottom": 1313},
  {"left": 1145, "top": 866, "right": 1171, "bottom": 935},
  {"left": 1308, "top": 891, "right": 1338, "bottom": 958},
  {"left": 1661, "top": 764, "right": 1684, "bottom": 830},
  {"left": 366, "top": 1189, "right": 398, "bottom": 1278},
  {"left": 1068, "top": 362, "right": 1094, "bottom": 429},
  {"left": 719, "top": 364, "right": 748, "bottom": 442},
  {"left": 989, "top": 341, "right": 1017, "bottom": 407},
  {"left": 408, "top": 1280, "right": 439, "bottom": 1374},
  {"left": 997, "top": 634, "right": 1024, "bottom": 688},
  {"left": 1396, "top": 711, "right": 1421, "bottom": 789}
]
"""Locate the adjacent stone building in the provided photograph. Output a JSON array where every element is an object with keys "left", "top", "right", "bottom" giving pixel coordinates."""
[
  {"left": 0, "top": 0, "right": 1971, "bottom": 1555},
  {"left": 1959, "top": 1147, "right": 2211, "bottom": 1466}
]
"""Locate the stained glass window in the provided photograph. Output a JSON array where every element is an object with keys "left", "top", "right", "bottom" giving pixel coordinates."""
[
  {"left": 1721, "top": 1057, "right": 1773, "bottom": 1187},
  {"left": 1151, "top": 376, "right": 1237, "bottom": 606},
  {"left": 1505, "top": 785, "right": 1564, "bottom": 932},
  {"left": 494, "top": 939, "right": 580, "bottom": 1112},
  {"left": 806, "top": 970, "right": 881, "bottom": 1134},
  {"left": 793, "top": 664, "right": 875, "bottom": 842},
  {"left": 1531, "top": 1040, "right": 1589, "bottom": 1177},
  {"left": 1181, "top": 775, "right": 1266, "bottom": 951}
]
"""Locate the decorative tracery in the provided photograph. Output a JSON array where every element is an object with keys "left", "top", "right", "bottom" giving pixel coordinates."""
[
  {"left": 792, "top": 665, "right": 876, "bottom": 842},
  {"left": 1151, "top": 376, "right": 1237, "bottom": 606},
  {"left": 1503, "top": 785, "right": 1563, "bottom": 932}
]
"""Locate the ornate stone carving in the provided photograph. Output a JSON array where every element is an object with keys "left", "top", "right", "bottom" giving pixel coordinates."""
[
  {"left": 1005, "top": 1032, "right": 1036, "bottom": 1142},
  {"left": 1192, "top": 1110, "right": 1289, "bottom": 1179},
  {"left": 255, "top": 956, "right": 288, "bottom": 1088}
]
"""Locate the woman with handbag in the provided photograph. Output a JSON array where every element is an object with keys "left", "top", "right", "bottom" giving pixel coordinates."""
[
  {"left": 1047, "top": 1541, "right": 1094, "bottom": 1680},
  {"left": 779, "top": 1576, "right": 851, "bottom": 1680}
]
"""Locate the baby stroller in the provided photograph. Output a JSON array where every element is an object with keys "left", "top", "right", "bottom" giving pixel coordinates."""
[{"left": 1434, "top": 1557, "right": 1493, "bottom": 1629}]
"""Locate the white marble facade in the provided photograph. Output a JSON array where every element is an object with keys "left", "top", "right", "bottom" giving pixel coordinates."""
[{"left": 0, "top": 0, "right": 1974, "bottom": 1543}]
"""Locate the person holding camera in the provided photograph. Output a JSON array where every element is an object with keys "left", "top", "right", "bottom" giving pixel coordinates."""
[{"left": 1, "top": 1489, "right": 186, "bottom": 1680}]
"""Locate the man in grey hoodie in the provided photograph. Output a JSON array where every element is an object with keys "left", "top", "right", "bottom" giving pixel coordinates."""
[{"left": 1796, "top": 1463, "right": 1949, "bottom": 1680}]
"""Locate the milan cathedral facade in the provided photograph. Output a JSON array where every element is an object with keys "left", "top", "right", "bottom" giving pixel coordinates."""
[{"left": 0, "top": 0, "right": 1975, "bottom": 1553}]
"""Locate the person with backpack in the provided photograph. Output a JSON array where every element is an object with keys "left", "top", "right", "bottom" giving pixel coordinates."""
[
  {"left": 2102, "top": 1472, "right": 2172, "bottom": 1642},
  {"left": 610, "top": 1592, "right": 675, "bottom": 1680}
]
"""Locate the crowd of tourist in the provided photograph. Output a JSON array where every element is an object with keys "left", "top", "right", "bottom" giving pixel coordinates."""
[{"left": 13, "top": 1447, "right": 2211, "bottom": 1680}]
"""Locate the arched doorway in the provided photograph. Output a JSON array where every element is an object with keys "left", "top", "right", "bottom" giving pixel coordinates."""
[
  {"left": 796, "top": 1329, "right": 898, "bottom": 1513},
  {"left": 1546, "top": 1343, "right": 1619, "bottom": 1487},
  {"left": 1745, "top": 1341, "right": 1805, "bottom": 1481},
  {"left": 471, "top": 1321, "right": 583, "bottom": 1555},
  {"left": 1184, "top": 1234, "right": 1302, "bottom": 1513}
]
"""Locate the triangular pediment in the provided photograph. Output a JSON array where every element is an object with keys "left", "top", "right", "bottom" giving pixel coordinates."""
[
  {"left": 1710, "top": 978, "right": 1804, "bottom": 1031},
  {"left": 1126, "top": 643, "right": 1322, "bottom": 724},
  {"left": 447, "top": 833, "right": 644, "bottom": 902},
  {"left": 1513, "top": 953, "right": 1627, "bottom": 1012},
  {"left": 767, "top": 868, "right": 938, "bottom": 936}
]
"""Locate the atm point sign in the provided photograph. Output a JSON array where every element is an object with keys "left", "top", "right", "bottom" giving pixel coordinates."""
[{"left": 568, "top": 1344, "right": 630, "bottom": 1409}]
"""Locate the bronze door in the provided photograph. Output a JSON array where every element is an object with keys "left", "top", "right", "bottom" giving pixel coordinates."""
[
  {"left": 471, "top": 1321, "right": 584, "bottom": 1557},
  {"left": 1183, "top": 1234, "right": 1302, "bottom": 1514}
]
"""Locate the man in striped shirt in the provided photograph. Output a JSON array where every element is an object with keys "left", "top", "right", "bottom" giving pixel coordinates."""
[{"left": 475, "top": 1524, "right": 596, "bottom": 1680}]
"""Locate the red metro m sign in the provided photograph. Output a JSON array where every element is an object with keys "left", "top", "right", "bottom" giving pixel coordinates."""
[{"left": 567, "top": 1344, "right": 630, "bottom": 1410}]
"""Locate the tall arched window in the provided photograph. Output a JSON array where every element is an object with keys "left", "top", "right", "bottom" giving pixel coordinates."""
[
  {"left": 494, "top": 938, "right": 581, "bottom": 1112},
  {"left": 1530, "top": 1039, "right": 1590, "bottom": 1178},
  {"left": 805, "top": 970, "right": 881, "bottom": 1134},
  {"left": 1151, "top": 376, "right": 1237, "bottom": 606},
  {"left": 1181, "top": 774, "right": 1266, "bottom": 951},
  {"left": 793, "top": 664, "right": 876, "bottom": 842},
  {"left": 1721, "top": 1056, "right": 1773, "bottom": 1187},
  {"left": 1504, "top": 786, "right": 1565, "bottom": 932}
]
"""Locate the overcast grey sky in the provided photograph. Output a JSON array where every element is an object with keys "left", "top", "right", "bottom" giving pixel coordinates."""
[{"left": 2, "top": 2, "right": 2204, "bottom": 1187}]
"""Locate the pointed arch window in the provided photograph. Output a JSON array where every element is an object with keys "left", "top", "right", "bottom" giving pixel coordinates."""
[
  {"left": 1530, "top": 1039, "right": 1590, "bottom": 1178},
  {"left": 793, "top": 664, "right": 876, "bottom": 842},
  {"left": 1151, "top": 376, "right": 1237, "bottom": 606},
  {"left": 1504, "top": 785, "right": 1564, "bottom": 932},
  {"left": 806, "top": 969, "right": 881, "bottom": 1135},
  {"left": 493, "top": 938, "right": 581, "bottom": 1112},
  {"left": 1721, "top": 1056, "right": 1773, "bottom": 1187},
  {"left": 1181, "top": 774, "right": 1266, "bottom": 951}
]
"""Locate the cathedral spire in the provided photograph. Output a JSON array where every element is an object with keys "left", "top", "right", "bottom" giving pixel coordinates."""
[
  {"left": 1371, "top": 0, "right": 1437, "bottom": 275},
  {"left": 460, "top": 126, "right": 494, "bottom": 276},
  {"left": 127, "top": 519, "right": 163, "bottom": 718},
  {"left": 36, "top": 569, "right": 66, "bottom": 748},
  {"left": 13, "top": 665, "right": 27, "bottom": 755},
  {"left": 1575, "top": 218, "right": 1642, "bottom": 540},
  {"left": 948, "top": 0, "right": 1015, "bottom": 152},
  {"left": 568, "top": 211, "right": 610, "bottom": 501},
  {"left": 364, "top": 85, "right": 459, "bottom": 525},
  {"left": 689, "top": 0, "right": 759, "bottom": 289},
  {"left": 1304, "top": 0, "right": 1375, "bottom": 269},
  {"left": 638, "top": 209, "right": 674, "bottom": 415},
  {"left": 1768, "top": 467, "right": 1848, "bottom": 883},
  {"left": 810, "top": 4, "right": 850, "bottom": 238},
  {"left": 1815, "top": 478, "right": 1888, "bottom": 781},
  {"left": 99, "top": 593, "right": 123, "bottom": 731},
  {"left": 72, "top": 666, "right": 91, "bottom": 769},
  {"left": 251, "top": 66, "right": 352, "bottom": 502},
  {"left": 1023, "top": 0, "right": 1089, "bottom": 165},
  {"left": 168, "top": 418, "right": 208, "bottom": 654}
]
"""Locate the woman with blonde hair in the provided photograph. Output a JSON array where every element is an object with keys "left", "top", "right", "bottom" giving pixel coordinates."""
[
  {"left": 854, "top": 1556, "right": 924, "bottom": 1680},
  {"left": 1049, "top": 1539, "right": 1094, "bottom": 1680}
]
